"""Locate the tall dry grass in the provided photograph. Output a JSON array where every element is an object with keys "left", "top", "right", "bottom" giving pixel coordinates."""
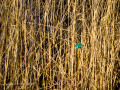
[{"left": 0, "top": 0, "right": 120, "bottom": 90}]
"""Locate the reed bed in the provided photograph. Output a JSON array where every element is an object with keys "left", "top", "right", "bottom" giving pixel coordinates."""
[{"left": 0, "top": 0, "right": 120, "bottom": 90}]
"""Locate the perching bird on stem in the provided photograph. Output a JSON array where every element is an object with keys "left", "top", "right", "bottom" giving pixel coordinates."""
[{"left": 75, "top": 43, "right": 83, "bottom": 50}]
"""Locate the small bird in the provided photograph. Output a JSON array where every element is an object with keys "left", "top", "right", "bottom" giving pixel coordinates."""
[{"left": 75, "top": 43, "right": 83, "bottom": 50}]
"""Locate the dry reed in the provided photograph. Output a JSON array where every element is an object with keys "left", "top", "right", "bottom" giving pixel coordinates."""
[{"left": 0, "top": 0, "right": 120, "bottom": 90}]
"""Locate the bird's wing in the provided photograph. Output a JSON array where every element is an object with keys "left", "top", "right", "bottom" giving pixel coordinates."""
[{"left": 75, "top": 44, "right": 78, "bottom": 47}]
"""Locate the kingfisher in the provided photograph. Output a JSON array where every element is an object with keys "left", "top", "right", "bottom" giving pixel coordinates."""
[{"left": 75, "top": 43, "right": 83, "bottom": 50}]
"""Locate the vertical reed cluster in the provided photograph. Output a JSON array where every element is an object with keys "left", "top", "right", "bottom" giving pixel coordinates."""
[{"left": 0, "top": 0, "right": 119, "bottom": 89}]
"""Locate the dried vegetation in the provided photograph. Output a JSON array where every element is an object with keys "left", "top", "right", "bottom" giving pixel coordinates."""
[{"left": 0, "top": 0, "right": 120, "bottom": 90}]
